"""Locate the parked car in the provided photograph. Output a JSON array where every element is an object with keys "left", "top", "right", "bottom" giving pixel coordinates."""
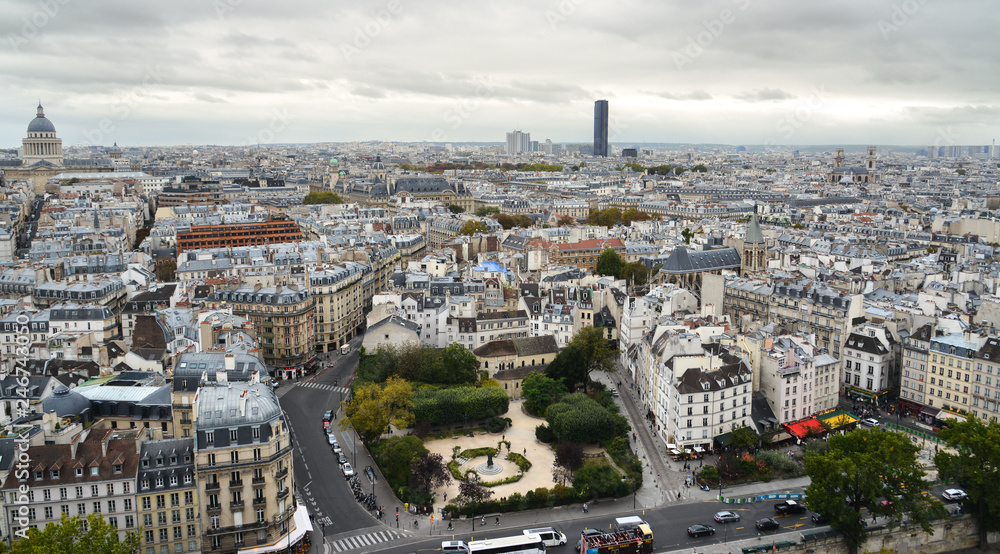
[
  {"left": 756, "top": 518, "right": 780, "bottom": 532},
  {"left": 860, "top": 418, "right": 880, "bottom": 427},
  {"left": 575, "top": 529, "right": 603, "bottom": 551},
  {"left": 342, "top": 462, "right": 354, "bottom": 478},
  {"left": 774, "top": 500, "right": 807, "bottom": 515},
  {"left": 327, "top": 433, "right": 338, "bottom": 446},
  {"left": 811, "top": 513, "right": 829, "bottom": 525},
  {"left": 323, "top": 411, "right": 333, "bottom": 423},
  {"left": 714, "top": 511, "right": 740, "bottom": 523},
  {"left": 943, "top": 489, "right": 967, "bottom": 502},
  {"left": 332, "top": 444, "right": 343, "bottom": 455},
  {"left": 323, "top": 421, "right": 331, "bottom": 432},
  {"left": 338, "top": 453, "right": 347, "bottom": 465},
  {"left": 686, "top": 524, "right": 715, "bottom": 538}
]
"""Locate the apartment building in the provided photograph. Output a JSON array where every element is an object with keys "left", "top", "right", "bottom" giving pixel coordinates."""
[
  {"left": 900, "top": 323, "right": 934, "bottom": 411},
  {"left": 670, "top": 346, "right": 754, "bottom": 450},
  {"left": 842, "top": 323, "right": 899, "bottom": 400},
  {"left": 137, "top": 438, "right": 201, "bottom": 554},
  {"left": 926, "top": 333, "right": 985, "bottom": 416},
  {"left": 758, "top": 335, "right": 833, "bottom": 424},
  {"left": 447, "top": 309, "right": 530, "bottom": 352},
  {"left": 171, "top": 352, "right": 270, "bottom": 440},
  {"left": 309, "top": 262, "right": 367, "bottom": 354},
  {"left": 1, "top": 429, "right": 142, "bottom": 544},
  {"left": 195, "top": 381, "right": 304, "bottom": 552},
  {"left": 972, "top": 337, "right": 1000, "bottom": 423},
  {"left": 205, "top": 284, "right": 315, "bottom": 373}
]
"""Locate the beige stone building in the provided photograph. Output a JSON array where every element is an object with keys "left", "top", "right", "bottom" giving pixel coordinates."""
[
  {"left": 309, "top": 262, "right": 367, "bottom": 354},
  {"left": 194, "top": 380, "right": 305, "bottom": 552},
  {"left": 205, "top": 284, "right": 315, "bottom": 375},
  {"left": 137, "top": 438, "right": 201, "bottom": 554}
]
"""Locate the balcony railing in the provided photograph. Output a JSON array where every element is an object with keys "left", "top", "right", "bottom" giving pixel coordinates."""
[
  {"left": 252, "top": 476, "right": 266, "bottom": 485},
  {"left": 230, "top": 500, "right": 245, "bottom": 510},
  {"left": 229, "top": 480, "right": 243, "bottom": 489},
  {"left": 276, "top": 489, "right": 289, "bottom": 500},
  {"left": 206, "top": 503, "right": 222, "bottom": 512},
  {"left": 253, "top": 497, "right": 267, "bottom": 507},
  {"left": 205, "top": 482, "right": 220, "bottom": 491},
  {"left": 275, "top": 467, "right": 288, "bottom": 479}
]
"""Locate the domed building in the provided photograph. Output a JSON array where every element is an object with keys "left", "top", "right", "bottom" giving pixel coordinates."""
[
  {"left": 21, "top": 102, "right": 63, "bottom": 167},
  {"left": 340, "top": 155, "right": 474, "bottom": 212},
  {"left": 41, "top": 384, "right": 92, "bottom": 422}
]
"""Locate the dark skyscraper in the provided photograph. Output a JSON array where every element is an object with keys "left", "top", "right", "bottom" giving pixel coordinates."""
[{"left": 593, "top": 99, "right": 608, "bottom": 157}]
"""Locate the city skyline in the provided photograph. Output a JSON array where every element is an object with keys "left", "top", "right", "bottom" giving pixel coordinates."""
[{"left": 1, "top": 0, "right": 997, "bottom": 147}]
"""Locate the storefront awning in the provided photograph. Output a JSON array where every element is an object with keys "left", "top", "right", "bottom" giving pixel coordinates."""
[
  {"left": 921, "top": 406, "right": 941, "bottom": 417},
  {"left": 937, "top": 411, "right": 966, "bottom": 422},
  {"left": 771, "top": 432, "right": 793, "bottom": 443},
  {"left": 238, "top": 505, "right": 312, "bottom": 554}
]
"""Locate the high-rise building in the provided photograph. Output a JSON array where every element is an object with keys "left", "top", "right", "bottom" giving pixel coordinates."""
[
  {"left": 505, "top": 130, "right": 530, "bottom": 154},
  {"left": 593, "top": 100, "right": 608, "bottom": 157}
]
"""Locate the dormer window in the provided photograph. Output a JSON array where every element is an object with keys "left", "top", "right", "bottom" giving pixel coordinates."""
[
  {"left": 75, "top": 468, "right": 83, "bottom": 477},
  {"left": 51, "top": 470, "right": 59, "bottom": 479},
  {"left": 113, "top": 464, "right": 122, "bottom": 474},
  {"left": 141, "top": 460, "right": 149, "bottom": 468},
  {"left": 34, "top": 471, "right": 43, "bottom": 481},
  {"left": 155, "top": 457, "right": 163, "bottom": 467},
  {"left": 169, "top": 455, "right": 177, "bottom": 465},
  {"left": 142, "top": 479, "right": 149, "bottom": 489},
  {"left": 90, "top": 467, "right": 98, "bottom": 476},
  {"left": 155, "top": 477, "right": 164, "bottom": 488}
]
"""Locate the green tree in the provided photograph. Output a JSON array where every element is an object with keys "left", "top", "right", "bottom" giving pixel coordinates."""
[
  {"left": 459, "top": 220, "right": 489, "bottom": 235},
  {"left": 544, "top": 343, "right": 587, "bottom": 392},
  {"left": 622, "top": 162, "right": 645, "bottom": 173},
  {"left": 303, "top": 191, "right": 345, "bottom": 205},
  {"left": 375, "top": 435, "right": 428, "bottom": 489},
  {"left": 448, "top": 204, "right": 465, "bottom": 213},
  {"left": 549, "top": 326, "right": 616, "bottom": 393},
  {"left": 956, "top": 168, "right": 967, "bottom": 176},
  {"left": 595, "top": 248, "right": 625, "bottom": 277},
  {"left": 341, "top": 376, "right": 414, "bottom": 443},
  {"left": 691, "top": 164, "right": 708, "bottom": 172},
  {"left": 619, "top": 262, "right": 650, "bottom": 287},
  {"left": 804, "top": 428, "right": 945, "bottom": 554},
  {"left": 936, "top": 417, "right": 1000, "bottom": 548},
  {"left": 155, "top": 259, "right": 176, "bottom": 282},
  {"left": 620, "top": 208, "right": 652, "bottom": 226},
  {"left": 521, "top": 373, "right": 566, "bottom": 415},
  {"left": 520, "top": 163, "right": 563, "bottom": 172},
  {"left": 0, "top": 513, "right": 141, "bottom": 553},
  {"left": 433, "top": 343, "right": 481, "bottom": 384},
  {"left": 546, "top": 393, "right": 629, "bottom": 444},
  {"left": 681, "top": 227, "right": 694, "bottom": 244},
  {"left": 556, "top": 215, "right": 576, "bottom": 227},
  {"left": 476, "top": 206, "right": 500, "bottom": 217},
  {"left": 587, "top": 208, "right": 622, "bottom": 228},
  {"left": 730, "top": 425, "right": 759, "bottom": 454}
]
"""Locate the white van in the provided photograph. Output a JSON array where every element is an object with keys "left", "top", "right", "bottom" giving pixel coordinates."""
[
  {"left": 523, "top": 527, "right": 567, "bottom": 547},
  {"left": 441, "top": 540, "right": 468, "bottom": 553},
  {"left": 614, "top": 516, "right": 648, "bottom": 532}
]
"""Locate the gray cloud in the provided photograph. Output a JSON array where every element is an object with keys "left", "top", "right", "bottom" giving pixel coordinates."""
[{"left": 0, "top": 0, "right": 997, "bottom": 145}]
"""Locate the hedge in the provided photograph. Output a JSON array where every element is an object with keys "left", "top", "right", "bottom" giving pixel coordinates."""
[{"left": 413, "top": 386, "right": 510, "bottom": 425}]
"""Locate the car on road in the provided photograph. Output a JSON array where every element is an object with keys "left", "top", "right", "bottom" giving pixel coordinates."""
[
  {"left": 756, "top": 518, "right": 780, "bottom": 532},
  {"left": 686, "top": 524, "right": 715, "bottom": 537},
  {"left": 575, "top": 529, "right": 603, "bottom": 551},
  {"left": 342, "top": 462, "right": 354, "bottom": 478},
  {"left": 774, "top": 500, "right": 807, "bottom": 515},
  {"left": 611, "top": 388, "right": 619, "bottom": 397},
  {"left": 327, "top": 433, "right": 338, "bottom": 445},
  {"left": 714, "top": 511, "right": 740, "bottom": 523},
  {"left": 811, "top": 513, "right": 829, "bottom": 525},
  {"left": 943, "top": 489, "right": 967, "bottom": 502},
  {"left": 332, "top": 443, "right": 343, "bottom": 455},
  {"left": 337, "top": 453, "right": 347, "bottom": 465},
  {"left": 323, "top": 420, "right": 331, "bottom": 432},
  {"left": 860, "top": 418, "right": 880, "bottom": 427},
  {"left": 323, "top": 411, "right": 333, "bottom": 423}
]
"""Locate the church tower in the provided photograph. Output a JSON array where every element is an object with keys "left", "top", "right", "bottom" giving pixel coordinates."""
[
  {"left": 741, "top": 210, "right": 766, "bottom": 276},
  {"left": 866, "top": 145, "right": 877, "bottom": 172},
  {"left": 21, "top": 103, "right": 63, "bottom": 167},
  {"left": 834, "top": 148, "right": 845, "bottom": 168}
]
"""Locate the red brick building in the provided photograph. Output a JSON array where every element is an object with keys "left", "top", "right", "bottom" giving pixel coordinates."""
[
  {"left": 548, "top": 238, "right": 625, "bottom": 272},
  {"left": 176, "top": 219, "right": 304, "bottom": 253}
]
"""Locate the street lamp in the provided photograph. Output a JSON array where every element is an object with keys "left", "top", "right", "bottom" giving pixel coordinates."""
[{"left": 353, "top": 427, "right": 357, "bottom": 467}]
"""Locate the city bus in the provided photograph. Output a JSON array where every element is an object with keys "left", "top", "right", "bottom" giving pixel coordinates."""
[
  {"left": 467, "top": 533, "right": 545, "bottom": 554},
  {"left": 341, "top": 344, "right": 350, "bottom": 355}
]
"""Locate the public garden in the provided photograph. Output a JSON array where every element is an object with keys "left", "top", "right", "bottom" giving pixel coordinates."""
[{"left": 340, "top": 328, "right": 643, "bottom": 519}]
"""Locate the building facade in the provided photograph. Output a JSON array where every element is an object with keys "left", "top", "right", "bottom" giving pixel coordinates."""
[
  {"left": 176, "top": 219, "right": 304, "bottom": 253},
  {"left": 137, "top": 438, "right": 201, "bottom": 554}
]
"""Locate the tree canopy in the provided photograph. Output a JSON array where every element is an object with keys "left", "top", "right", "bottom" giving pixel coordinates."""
[
  {"left": 520, "top": 163, "right": 563, "bottom": 172},
  {"left": 804, "top": 428, "right": 945, "bottom": 554},
  {"left": 459, "top": 220, "right": 489, "bottom": 235},
  {"left": 493, "top": 213, "right": 533, "bottom": 229},
  {"left": 595, "top": 248, "right": 625, "bottom": 278},
  {"left": 448, "top": 204, "right": 465, "bottom": 214},
  {"left": 475, "top": 206, "right": 501, "bottom": 217},
  {"left": 341, "top": 376, "right": 414, "bottom": 443},
  {"left": 936, "top": 417, "right": 1000, "bottom": 548},
  {"left": 0, "top": 514, "right": 141, "bottom": 554},
  {"left": 544, "top": 327, "right": 615, "bottom": 393},
  {"left": 303, "top": 191, "right": 345, "bottom": 205},
  {"left": 521, "top": 372, "right": 566, "bottom": 415},
  {"left": 545, "top": 393, "right": 629, "bottom": 444},
  {"left": 357, "top": 343, "right": 480, "bottom": 385}
]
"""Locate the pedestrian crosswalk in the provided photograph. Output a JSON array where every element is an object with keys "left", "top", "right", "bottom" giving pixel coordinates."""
[
  {"left": 296, "top": 382, "right": 349, "bottom": 393},
  {"left": 331, "top": 529, "right": 408, "bottom": 552}
]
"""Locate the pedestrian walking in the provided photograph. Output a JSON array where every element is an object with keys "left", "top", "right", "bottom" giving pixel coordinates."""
[
  {"left": 481, "top": 516, "right": 486, "bottom": 526},
  {"left": 443, "top": 492, "right": 447, "bottom": 502},
  {"left": 495, "top": 516, "right": 500, "bottom": 526},
  {"left": 583, "top": 503, "right": 589, "bottom": 513},
  {"left": 523, "top": 448, "right": 526, "bottom": 455}
]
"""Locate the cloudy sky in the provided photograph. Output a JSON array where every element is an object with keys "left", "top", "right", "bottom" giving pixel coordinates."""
[{"left": 1, "top": 0, "right": 997, "bottom": 147}]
